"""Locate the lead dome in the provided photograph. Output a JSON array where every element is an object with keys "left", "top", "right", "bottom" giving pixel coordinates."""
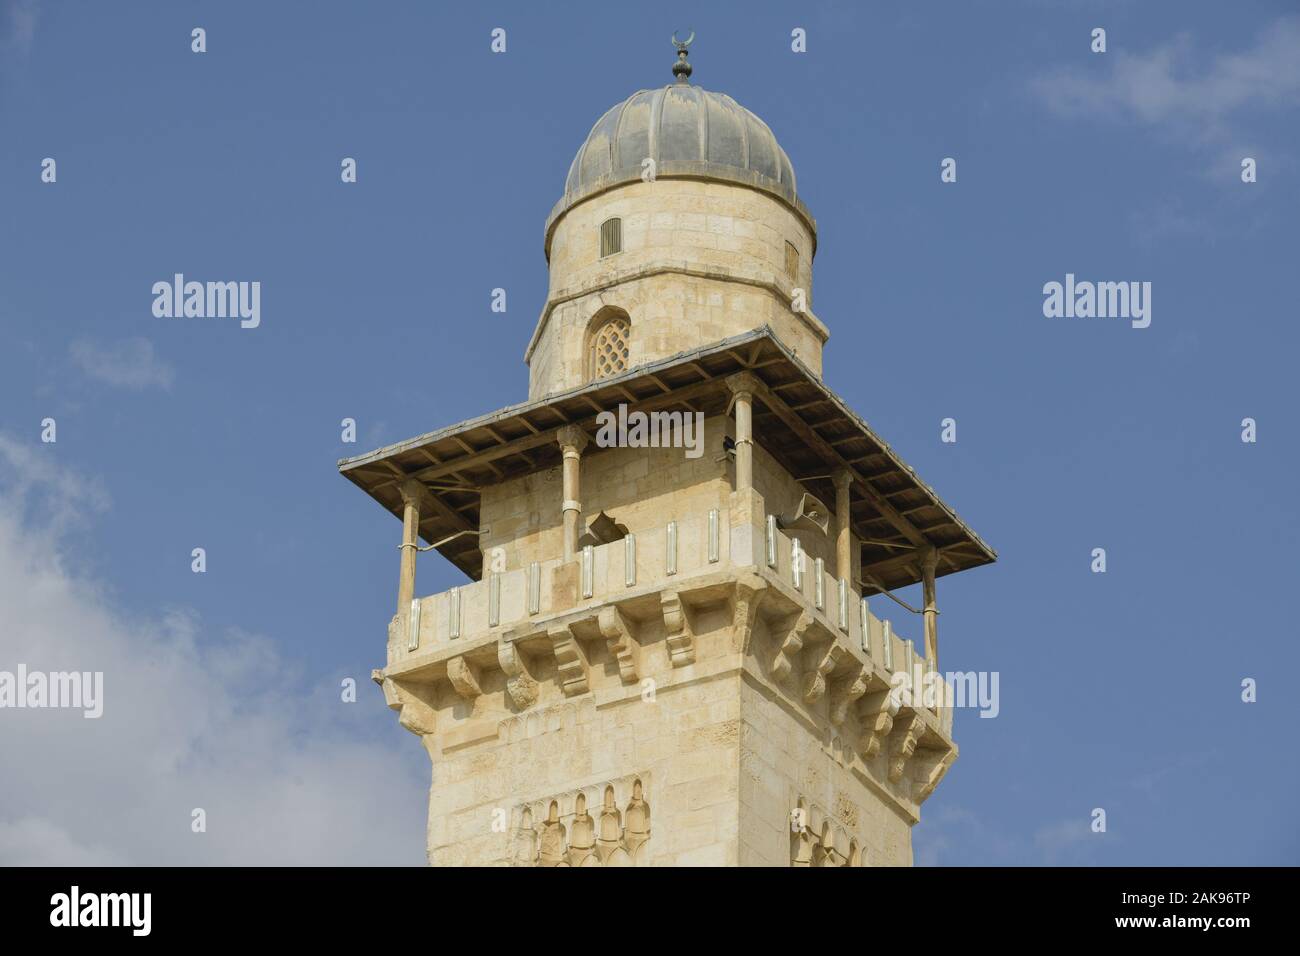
[
  {"left": 531, "top": 47, "right": 825, "bottom": 399},
  {"left": 562, "top": 84, "right": 797, "bottom": 207}
]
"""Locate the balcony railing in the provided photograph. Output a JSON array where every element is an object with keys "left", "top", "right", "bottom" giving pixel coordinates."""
[{"left": 390, "top": 504, "right": 953, "bottom": 737}]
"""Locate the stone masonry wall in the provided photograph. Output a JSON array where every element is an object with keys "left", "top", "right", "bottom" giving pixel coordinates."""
[{"left": 529, "top": 179, "right": 827, "bottom": 399}]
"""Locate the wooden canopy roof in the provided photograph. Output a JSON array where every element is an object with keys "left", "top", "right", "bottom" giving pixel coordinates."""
[{"left": 338, "top": 327, "right": 996, "bottom": 595}]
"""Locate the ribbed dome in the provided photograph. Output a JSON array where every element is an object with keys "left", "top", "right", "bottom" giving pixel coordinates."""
[{"left": 555, "top": 84, "right": 801, "bottom": 219}]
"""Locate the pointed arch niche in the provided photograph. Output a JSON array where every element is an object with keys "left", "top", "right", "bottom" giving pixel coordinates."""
[{"left": 586, "top": 306, "right": 632, "bottom": 382}]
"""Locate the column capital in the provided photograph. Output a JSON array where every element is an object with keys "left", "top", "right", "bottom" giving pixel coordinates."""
[
  {"left": 398, "top": 478, "right": 426, "bottom": 506},
  {"left": 832, "top": 467, "right": 855, "bottom": 492},
  {"left": 920, "top": 546, "right": 939, "bottom": 575},
  {"left": 556, "top": 424, "right": 589, "bottom": 455},
  {"left": 725, "top": 371, "right": 762, "bottom": 398}
]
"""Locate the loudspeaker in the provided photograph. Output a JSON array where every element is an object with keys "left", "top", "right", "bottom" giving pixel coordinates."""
[{"left": 777, "top": 492, "right": 832, "bottom": 537}]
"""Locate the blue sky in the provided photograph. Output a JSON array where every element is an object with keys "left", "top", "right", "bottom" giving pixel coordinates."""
[{"left": 1, "top": 0, "right": 1297, "bottom": 865}]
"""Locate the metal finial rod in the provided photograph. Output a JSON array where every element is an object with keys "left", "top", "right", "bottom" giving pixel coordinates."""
[{"left": 671, "top": 30, "right": 694, "bottom": 83}]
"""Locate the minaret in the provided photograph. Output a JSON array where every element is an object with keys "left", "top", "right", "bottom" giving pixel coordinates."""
[{"left": 340, "top": 41, "right": 995, "bottom": 866}]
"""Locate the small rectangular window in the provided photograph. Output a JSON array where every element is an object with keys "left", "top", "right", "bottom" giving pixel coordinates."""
[
  {"left": 784, "top": 240, "right": 799, "bottom": 279},
  {"left": 601, "top": 218, "right": 622, "bottom": 258}
]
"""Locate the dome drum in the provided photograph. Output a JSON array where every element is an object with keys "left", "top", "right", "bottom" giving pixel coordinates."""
[{"left": 546, "top": 85, "right": 815, "bottom": 258}]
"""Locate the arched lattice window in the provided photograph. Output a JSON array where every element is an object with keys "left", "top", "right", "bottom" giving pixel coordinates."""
[{"left": 589, "top": 312, "right": 630, "bottom": 380}]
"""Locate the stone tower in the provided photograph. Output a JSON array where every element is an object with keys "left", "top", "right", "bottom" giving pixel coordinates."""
[{"left": 340, "top": 42, "right": 995, "bottom": 867}]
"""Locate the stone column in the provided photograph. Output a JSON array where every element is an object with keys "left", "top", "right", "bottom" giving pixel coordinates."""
[
  {"left": 921, "top": 547, "right": 939, "bottom": 678},
  {"left": 397, "top": 479, "right": 423, "bottom": 614},
  {"left": 726, "top": 372, "right": 760, "bottom": 493},
  {"left": 557, "top": 425, "right": 589, "bottom": 561},
  {"left": 833, "top": 468, "right": 853, "bottom": 583}
]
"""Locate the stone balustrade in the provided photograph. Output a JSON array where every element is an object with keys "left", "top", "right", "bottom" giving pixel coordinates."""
[{"left": 384, "top": 502, "right": 956, "bottom": 743}]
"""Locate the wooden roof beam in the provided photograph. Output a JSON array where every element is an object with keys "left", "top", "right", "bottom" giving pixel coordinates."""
[
  {"left": 724, "top": 348, "right": 754, "bottom": 368},
  {"left": 414, "top": 483, "right": 477, "bottom": 538},
  {"left": 746, "top": 379, "right": 932, "bottom": 550},
  {"left": 399, "top": 378, "right": 723, "bottom": 485}
]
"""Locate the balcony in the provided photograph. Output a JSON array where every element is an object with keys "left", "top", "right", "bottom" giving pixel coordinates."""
[{"left": 382, "top": 500, "right": 956, "bottom": 748}]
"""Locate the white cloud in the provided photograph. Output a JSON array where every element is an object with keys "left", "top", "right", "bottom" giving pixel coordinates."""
[
  {"left": 0, "top": 435, "right": 429, "bottom": 865},
  {"left": 70, "top": 337, "right": 175, "bottom": 391},
  {"left": 914, "top": 804, "right": 1022, "bottom": 866},
  {"left": 915, "top": 803, "right": 1107, "bottom": 866},
  {"left": 1032, "top": 20, "right": 1300, "bottom": 243},
  {"left": 0, "top": 817, "right": 121, "bottom": 866},
  {"left": 1031, "top": 18, "right": 1300, "bottom": 141},
  {"left": 1032, "top": 817, "right": 1093, "bottom": 863}
]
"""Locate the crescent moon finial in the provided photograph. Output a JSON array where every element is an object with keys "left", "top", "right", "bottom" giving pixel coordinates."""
[{"left": 671, "top": 30, "right": 694, "bottom": 83}]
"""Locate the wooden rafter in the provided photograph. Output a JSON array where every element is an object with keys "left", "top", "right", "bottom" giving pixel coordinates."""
[
  {"left": 745, "top": 378, "right": 932, "bottom": 550},
  {"left": 338, "top": 327, "right": 995, "bottom": 588}
]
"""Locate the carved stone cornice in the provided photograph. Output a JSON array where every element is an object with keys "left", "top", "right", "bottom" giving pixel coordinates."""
[{"left": 382, "top": 566, "right": 956, "bottom": 820}]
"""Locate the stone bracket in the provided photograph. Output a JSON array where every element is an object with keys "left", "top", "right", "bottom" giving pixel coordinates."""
[
  {"left": 856, "top": 689, "right": 899, "bottom": 760},
  {"left": 498, "top": 637, "right": 540, "bottom": 710},
  {"left": 911, "top": 745, "right": 958, "bottom": 804},
  {"left": 661, "top": 590, "right": 696, "bottom": 667},
  {"left": 828, "top": 662, "right": 867, "bottom": 725},
  {"left": 803, "top": 643, "right": 848, "bottom": 704},
  {"left": 548, "top": 623, "right": 590, "bottom": 697},
  {"left": 771, "top": 611, "right": 812, "bottom": 683},
  {"left": 598, "top": 605, "right": 641, "bottom": 683},
  {"left": 731, "top": 574, "right": 768, "bottom": 654},
  {"left": 887, "top": 712, "right": 924, "bottom": 783},
  {"left": 446, "top": 654, "right": 483, "bottom": 701},
  {"left": 375, "top": 671, "right": 437, "bottom": 736}
]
